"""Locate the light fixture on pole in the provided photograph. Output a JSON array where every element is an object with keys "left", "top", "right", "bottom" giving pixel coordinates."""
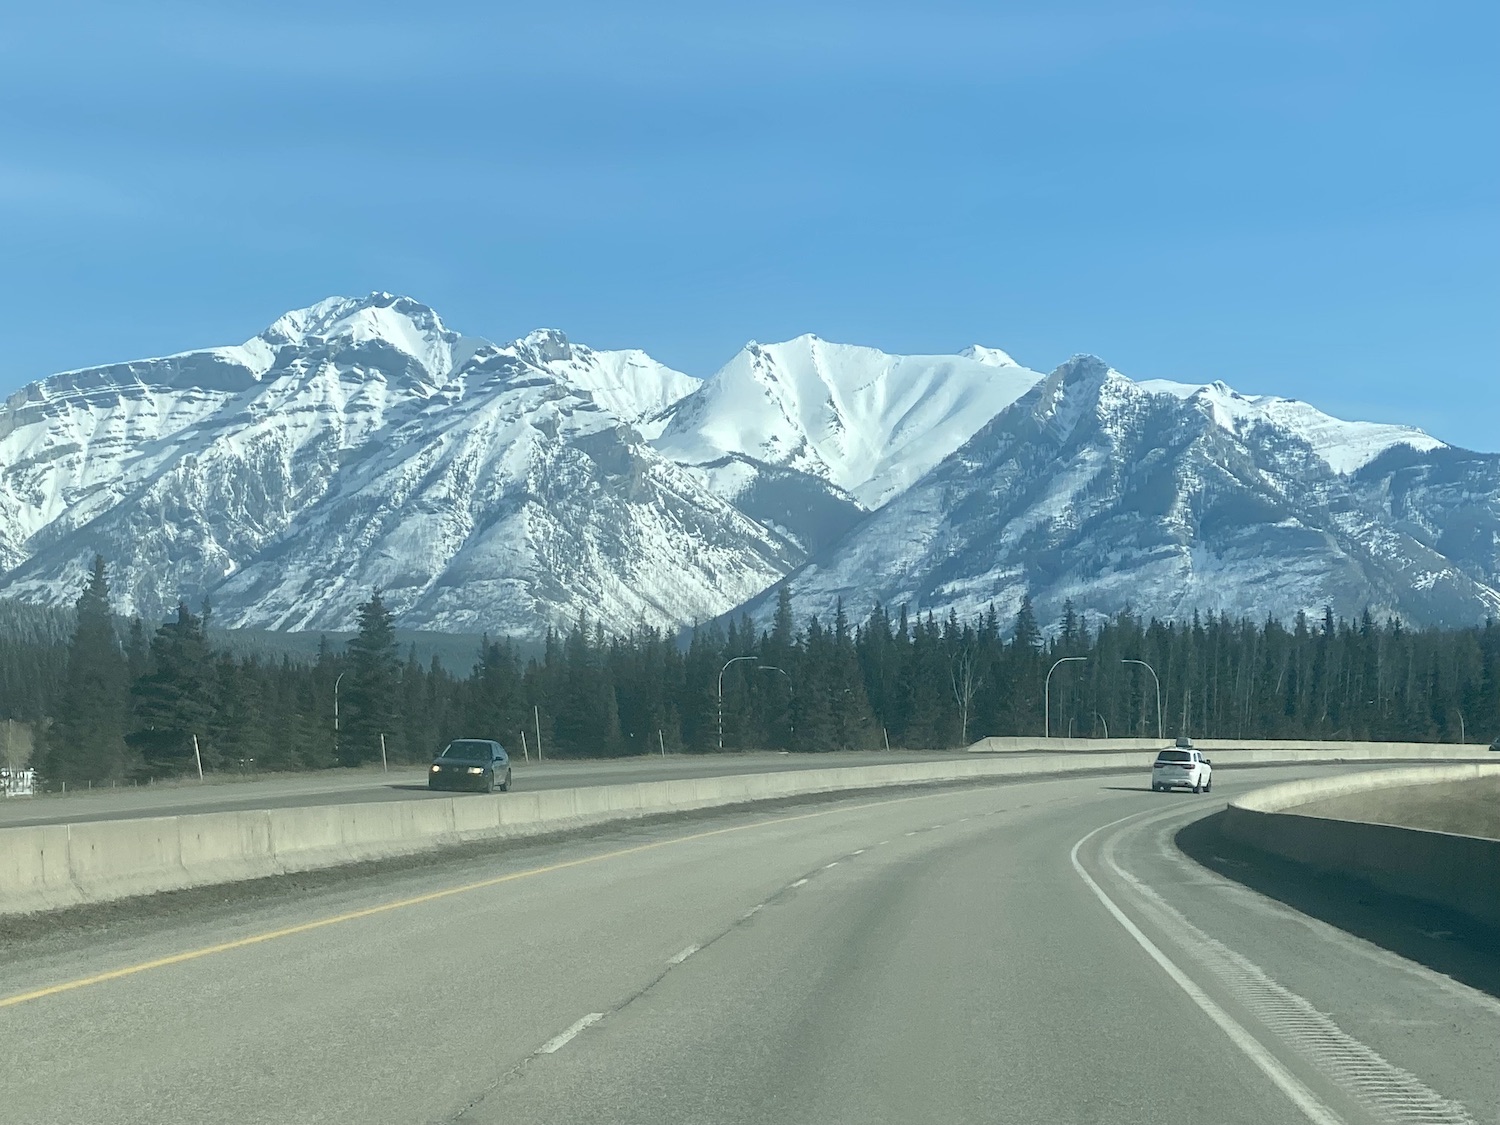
[
  {"left": 718, "top": 656, "right": 758, "bottom": 750},
  {"left": 1044, "top": 656, "right": 1087, "bottom": 739},
  {"left": 1122, "top": 659, "right": 1163, "bottom": 741},
  {"left": 333, "top": 670, "right": 345, "bottom": 761}
]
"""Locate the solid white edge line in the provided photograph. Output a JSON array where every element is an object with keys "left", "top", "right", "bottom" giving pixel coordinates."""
[
  {"left": 668, "top": 944, "right": 700, "bottom": 966},
  {"left": 1070, "top": 814, "right": 1344, "bottom": 1125},
  {"left": 538, "top": 1012, "right": 604, "bottom": 1054}
]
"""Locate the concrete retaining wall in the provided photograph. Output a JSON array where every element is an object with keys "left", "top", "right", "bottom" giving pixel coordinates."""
[
  {"left": 1223, "top": 764, "right": 1500, "bottom": 931},
  {"left": 969, "top": 736, "right": 1496, "bottom": 756},
  {"left": 1, "top": 745, "right": 1489, "bottom": 917}
]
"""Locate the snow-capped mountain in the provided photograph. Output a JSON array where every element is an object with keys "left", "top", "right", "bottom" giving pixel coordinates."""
[
  {"left": 1135, "top": 378, "right": 1446, "bottom": 475},
  {"left": 735, "top": 356, "right": 1496, "bottom": 631},
  {"left": 0, "top": 292, "right": 1484, "bottom": 637},
  {"left": 0, "top": 294, "right": 795, "bottom": 635},
  {"left": 650, "top": 335, "right": 1044, "bottom": 510}
]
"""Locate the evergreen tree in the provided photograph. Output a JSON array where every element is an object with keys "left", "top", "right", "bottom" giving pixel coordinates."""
[
  {"left": 1014, "top": 595, "right": 1042, "bottom": 652},
  {"left": 128, "top": 601, "right": 214, "bottom": 778},
  {"left": 341, "top": 590, "right": 399, "bottom": 766},
  {"left": 45, "top": 555, "right": 129, "bottom": 783}
]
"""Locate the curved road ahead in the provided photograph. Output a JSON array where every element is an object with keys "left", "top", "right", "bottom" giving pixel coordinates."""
[{"left": 2, "top": 765, "right": 1494, "bottom": 1124}]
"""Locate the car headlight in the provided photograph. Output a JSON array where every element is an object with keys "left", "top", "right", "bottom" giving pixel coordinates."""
[
  {"left": 430, "top": 765, "right": 440, "bottom": 772},
  {"left": 467, "top": 766, "right": 485, "bottom": 774}
]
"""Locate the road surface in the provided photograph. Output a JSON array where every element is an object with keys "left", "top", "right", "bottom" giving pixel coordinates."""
[
  {"left": 0, "top": 751, "right": 972, "bottom": 829},
  {"left": 1, "top": 764, "right": 1493, "bottom": 1124}
]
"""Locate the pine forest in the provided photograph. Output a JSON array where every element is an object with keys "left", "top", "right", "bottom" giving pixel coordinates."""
[{"left": 4, "top": 558, "right": 1499, "bottom": 787}]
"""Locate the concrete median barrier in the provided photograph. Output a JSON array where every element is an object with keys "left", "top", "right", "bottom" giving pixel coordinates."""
[
  {"left": 1223, "top": 763, "right": 1500, "bottom": 931},
  {"left": 0, "top": 744, "right": 1487, "bottom": 917}
]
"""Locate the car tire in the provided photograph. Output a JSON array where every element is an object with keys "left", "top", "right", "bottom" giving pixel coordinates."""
[
  {"left": 1205, "top": 777, "right": 1212, "bottom": 792},
  {"left": 1192, "top": 779, "right": 1203, "bottom": 793},
  {"left": 484, "top": 771, "right": 496, "bottom": 794},
  {"left": 499, "top": 769, "right": 512, "bottom": 792}
]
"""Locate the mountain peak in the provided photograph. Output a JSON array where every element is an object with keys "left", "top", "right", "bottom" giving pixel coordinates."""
[
  {"left": 262, "top": 293, "right": 446, "bottom": 344},
  {"left": 958, "top": 344, "right": 1020, "bottom": 367},
  {"left": 259, "top": 292, "right": 463, "bottom": 378},
  {"left": 1056, "top": 353, "right": 1112, "bottom": 379},
  {"left": 514, "top": 328, "right": 574, "bottom": 364},
  {"left": 1022, "top": 355, "right": 1123, "bottom": 443}
]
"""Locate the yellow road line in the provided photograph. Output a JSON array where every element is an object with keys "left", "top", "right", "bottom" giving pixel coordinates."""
[{"left": 0, "top": 789, "right": 941, "bottom": 1011}]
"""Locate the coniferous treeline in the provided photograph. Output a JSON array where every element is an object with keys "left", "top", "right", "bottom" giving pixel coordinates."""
[{"left": 6, "top": 559, "right": 1500, "bottom": 785}]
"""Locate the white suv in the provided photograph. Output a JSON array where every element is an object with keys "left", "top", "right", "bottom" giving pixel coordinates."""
[{"left": 1151, "top": 748, "right": 1213, "bottom": 793}]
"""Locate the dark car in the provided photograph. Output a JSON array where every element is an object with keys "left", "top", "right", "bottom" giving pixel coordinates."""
[
  {"left": 1490, "top": 737, "right": 1500, "bottom": 752},
  {"left": 429, "top": 739, "right": 512, "bottom": 793}
]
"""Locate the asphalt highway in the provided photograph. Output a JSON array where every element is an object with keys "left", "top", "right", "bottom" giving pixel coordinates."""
[
  {"left": 2, "top": 764, "right": 1494, "bottom": 1124},
  {"left": 0, "top": 751, "right": 972, "bottom": 829}
]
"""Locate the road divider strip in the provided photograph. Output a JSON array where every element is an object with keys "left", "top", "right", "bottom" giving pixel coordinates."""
[{"left": 0, "top": 745, "right": 1487, "bottom": 917}]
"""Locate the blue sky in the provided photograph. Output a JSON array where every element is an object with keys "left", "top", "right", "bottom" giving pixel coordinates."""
[{"left": 2, "top": 1, "right": 1495, "bottom": 448}]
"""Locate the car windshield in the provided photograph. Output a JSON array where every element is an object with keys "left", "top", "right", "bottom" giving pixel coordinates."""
[
  {"left": 1156, "top": 751, "right": 1193, "bottom": 763},
  {"left": 440, "top": 741, "right": 491, "bottom": 760}
]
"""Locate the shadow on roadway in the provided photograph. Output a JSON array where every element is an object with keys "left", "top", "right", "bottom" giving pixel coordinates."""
[
  {"left": 1177, "top": 811, "right": 1500, "bottom": 1001},
  {"left": 1099, "top": 785, "right": 1211, "bottom": 794}
]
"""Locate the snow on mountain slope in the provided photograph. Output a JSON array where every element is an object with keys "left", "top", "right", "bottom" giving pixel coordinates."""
[
  {"left": 1136, "top": 378, "right": 1445, "bottom": 475},
  {"left": 736, "top": 356, "right": 1500, "bottom": 632},
  {"left": 0, "top": 294, "right": 790, "bottom": 635},
  {"left": 514, "top": 329, "right": 698, "bottom": 427},
  {"left": 2, "top": 294, "right": 1488, "bottom": 637},
  {"left": 651, "top": 335, "right": 1043, "bottom": 509},
  {"left": 263, "top": 293, "right": 466, "bottom": 377},
  {"left": 958, "top": 344, "right": 1022, "bottom": 367}
]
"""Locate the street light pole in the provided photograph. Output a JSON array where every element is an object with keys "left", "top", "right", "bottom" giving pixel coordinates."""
[
  {"left": 1045, "top": 657, "right": 1087, "bottom": 739},
  {"left": 333, "top": 671, "right": 345, "bottom": 761},
  {"left": 718, "top": 656, "right": 758, "bottom": 751},
  {"left": 1122, "top": 659, "right": 1163, "bottom": 741}
]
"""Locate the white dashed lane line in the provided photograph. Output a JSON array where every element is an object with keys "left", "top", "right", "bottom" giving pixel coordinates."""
[
  {"left": 538, "top": 1013, "right": 604, "bottom": 1055},
  {"left": 791, "top": 878, "right": 809, "bottom": 887},
  {"left": 667, "top": 945, "right": 699, "bottom": 966}
]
